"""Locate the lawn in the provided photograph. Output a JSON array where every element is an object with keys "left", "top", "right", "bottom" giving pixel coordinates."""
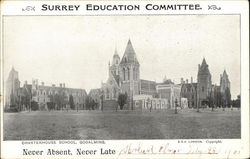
[{"left": 3, "top": 108, "right": 241, "bottom": 140}]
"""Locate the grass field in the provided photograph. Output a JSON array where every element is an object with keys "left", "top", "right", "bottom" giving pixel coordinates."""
[{"left": 3, "top": 108, "right": 241, "bottom": 140}]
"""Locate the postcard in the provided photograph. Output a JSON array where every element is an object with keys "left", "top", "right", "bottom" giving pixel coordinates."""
[{"left": 1, "top": 0, "right": 249, "bottom": 159}]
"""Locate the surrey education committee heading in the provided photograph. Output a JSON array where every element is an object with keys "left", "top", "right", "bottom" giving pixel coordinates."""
[{"left": 41, "top": 4, "right": 202, "bottom": 11}]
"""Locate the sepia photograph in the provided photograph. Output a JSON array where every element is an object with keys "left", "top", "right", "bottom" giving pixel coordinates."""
[{"left": 3, "top": 15, "right": 241, "bottom": 140}]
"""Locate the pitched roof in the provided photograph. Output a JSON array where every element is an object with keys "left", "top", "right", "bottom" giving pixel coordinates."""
[
  {"left": 113, "top": 47, "right": 120, "bottom": 58},
  {"left": 223, "top": 69, "right": 228, "bottom": 76},
  {"left": 201, "top": 58, "right": 207, "bottom": 66},
  {"left": 199, "top": 58, "right": 210, "bottom": 75},
  {"left": 120, "top": 39, "right": 139, "bottom": 64}
]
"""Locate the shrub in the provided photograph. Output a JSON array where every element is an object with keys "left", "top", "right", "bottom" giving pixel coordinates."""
[{"left": 31, "top": 101, "right": 39, "bottom": 111}]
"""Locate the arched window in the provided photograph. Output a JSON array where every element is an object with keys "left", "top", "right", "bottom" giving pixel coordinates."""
[
  {"left": 133, "top": 67, "right": 136, "bottom": 80},
  {"left": 127, "top": 67, "right": 130, "bottom": 80},
  {"left": 202, "top": 86, "right": 204, "bottom": 92},
  {"left": 123, "top": 68, "right": 126, "bottom": 81},
  {"left": 113, "top": 89, "right": 116, "bottom": 98},
  {"left": 106, "top": 89, "right": 109, "bottom": 99}
]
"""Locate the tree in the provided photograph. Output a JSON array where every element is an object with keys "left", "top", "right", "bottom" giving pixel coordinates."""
[
  {"left": 91, "top": 99, "right": 96, "bottom": 110},
  {"left": 174, "top": 98, "right": 178, "bottom": 114},
  {"left": 47, "top": 90, "right": 67, "bottom": 110},
  {"left": 20, "top": 88, "right": 31, "bottom": 111},
  {"left": 232, "top": 94, "right": 241, "bottom": 109},
  {"left": 9, "top": 93, "right": 19, "bottom": 110},
  {"left": 55, "top": 93, "right": 67, "bottom": 110},
  {"left": 31, "top": 101, "right": 39, "bottom": 111},
  {"left": 118, "top": 93, "right": 127, "bottom": 110},
  {"left": 100, "top": 94, "right": 104, "bottom": 112},
  {"left": 207, "top": 91, "right": 214, "bottom": 111},
  {"left": 47, "top": 102, "right": 55, "bottom": 110},
  {"left": 69, "top": 95, "right": 75, "bottom": 110},
  {"left": 85, "top": 95, "right": 95, "bottom": 110}
]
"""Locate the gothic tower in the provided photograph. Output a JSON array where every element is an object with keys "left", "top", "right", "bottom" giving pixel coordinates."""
[
  {"left": 110, "top": 48, "right": 120, "bottom": 77},
  {"left": 5, "top": 67, "right": 20, "bottom": 109},
  {"left": 220, "top": 69, "right": 230, "bottom": 93},
  {"left": 119, "top": 39, "right": 140, "bottom": 108},
  {"left": 197, "top": 58, "right": 212, "bottom": 107},
  {"left": 220, "top": 69, "right": 231, "bottom": 106}
]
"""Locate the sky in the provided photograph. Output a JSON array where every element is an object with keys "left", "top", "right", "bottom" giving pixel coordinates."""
[{"left": 3, "top": 15, "right": 240, "bottom": 99}]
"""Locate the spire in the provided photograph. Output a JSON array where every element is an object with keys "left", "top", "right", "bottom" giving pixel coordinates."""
[
  {"left": 128, "top": 38, "right": 131, "bottom": 44},
  {"left": 201, "top": 58, "right": 207, "bottom": 66},
  {"left": 223, "top": 69, "right": 228, "bottom": 77},
  {"left": 120, "top": 39, "right": 139, "bottom": 64},
  {"left": 113, "top": 46, "right": 119, "bottom": 57},
  {"left": 112, "top": 47, "right": 120, "bottom": 65}
]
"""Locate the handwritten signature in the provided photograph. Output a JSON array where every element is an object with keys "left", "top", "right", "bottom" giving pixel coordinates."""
[
  {"left": 119, "top": 142, "right": 240, "bottom": 157},
  {"left": 119, "top": 143, "right": 180, "bottom": 155}
]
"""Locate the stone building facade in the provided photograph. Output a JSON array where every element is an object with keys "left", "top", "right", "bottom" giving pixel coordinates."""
[
  {"left": 101, "top": 40, "right": 164, "bottom": 110},
  {"left": 197, "top": 58, "right": 212, "bottom": 107},
  {"left": 31, "top": 80, "right": 87, "bottom": 110},
  {"left": 5, "top": 67, "right": 21, "bottom": 110},
  {"left": 180, "top": 58, "right": 231, "bottom": 108},
  {"left": 156, "top": 82, "right": 181, "bottom": 109},
  {"left": 180, "top": 82, "right": 197, "bottom": 108},
  {"left": 140, "top": 79, "right": 157, "bottom": 96},
  {"left": 88, "top": 88, "right": 102, "bottom": 109},
  {"left": 220, "top": 70, "right": 230, "bottom": 94},
  {"left": 220, "top": 70, "right": 231, "bottom": 106},
  {"left": 102, "top": 39, "right": 141, "bottom": 109},
  {"left": 5, "top": 68, "right": 87, "bottom": 111}
]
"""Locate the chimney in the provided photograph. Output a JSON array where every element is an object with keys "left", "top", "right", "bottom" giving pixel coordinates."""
[
  {"left": 191, "top": 77, "right": 193, "bottom": 83},
  {"left": 52, "top": 84, "right": 55, "bottom": 87},
  {"left": 60, "top": 83, "right": 62, "bottom": 87},
  {"left": 186, "top": 79, "right": 188, "bottom": 83},
  {"left": 63, "top": 83, "right": 65, "bottom": 88},
  {"left": 41, "top": 82, "right": 44, "bottom": 86}
]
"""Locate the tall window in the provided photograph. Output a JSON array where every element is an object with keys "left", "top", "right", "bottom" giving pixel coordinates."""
[
  {"left": 113, "top": 89, "right": 116, "bottom": 98},
  {"left": 133, "top": 67, "right": 136, "bottom": 80},
  {"left": 127, "top": 67, "right": 130, "bottom": 80},
  {"left": 202, "top": 86, "right": 204, "bottom": 92},
  {"left": 123, "top": 68, "right": 126, "bottom": 81},
  {"left": 106, "top": 89, "right": 109, "bottom": 99}
]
